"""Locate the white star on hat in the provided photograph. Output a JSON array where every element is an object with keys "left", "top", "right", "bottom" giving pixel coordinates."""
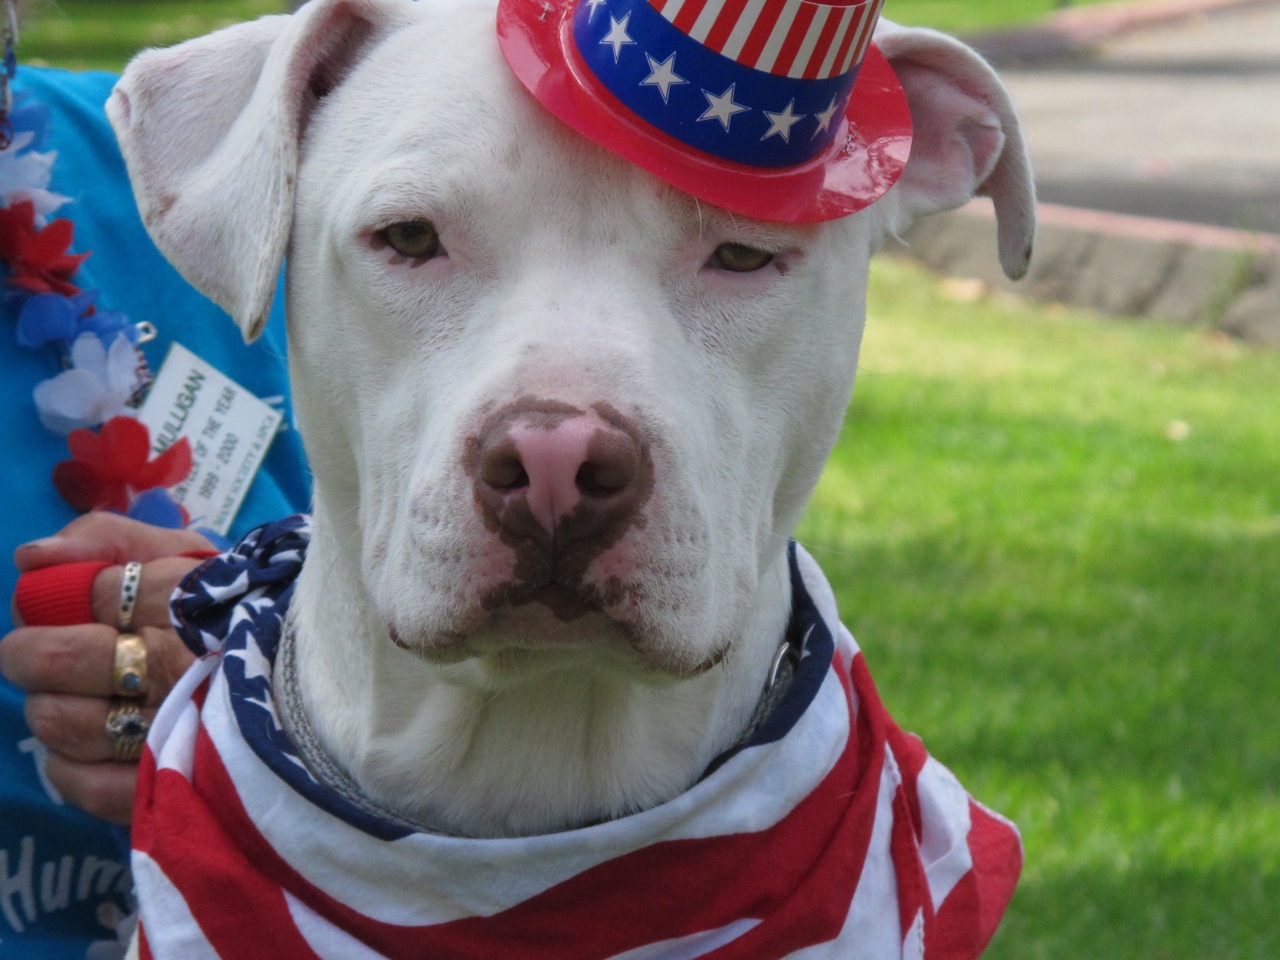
[
  {"left": 813, "top": 95, "right": 842, "bottom": 137},
  {"left": 600, "top": 14, "right": 636, "bottom": 63},
  {"left": 762, "top": 99, "right": 806, "bottom": 143},
  {"left": 698, "top": 84, "right": 749, "bottom": 132},
  {"left": 640, "top": 53, "right": 687, "bottom": 104}
]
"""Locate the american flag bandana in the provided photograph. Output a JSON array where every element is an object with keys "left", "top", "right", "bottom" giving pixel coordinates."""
[{"left": 132, "top": 516, "right": 1021, "bottom": 959}]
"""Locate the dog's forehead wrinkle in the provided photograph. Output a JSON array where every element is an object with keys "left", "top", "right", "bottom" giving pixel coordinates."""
[
  {"left": 670, "top": 197, "right": 818, "bottom": 252},
  {"left": 343, "top": 154, "right": 680, "bottom": 268},
  {"left": 324, "top": 58, "right": 713, "bottom": 257},
  {"left": 353, "top": 161, "right": 472, "bottom": 230},
  {"left": 308, "top": 20, "right": 530, "bottom": 187}
]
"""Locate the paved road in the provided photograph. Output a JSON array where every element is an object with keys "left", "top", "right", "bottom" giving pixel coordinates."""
[{"left": 994, "top": 4, "right": 1280, "bottom": 234}]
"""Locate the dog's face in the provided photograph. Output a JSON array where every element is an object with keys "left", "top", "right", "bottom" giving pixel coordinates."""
[
  {"left": 110, "top": 0, "right": 1032, "bottom": 831},
  {"left": 283, "top": 0, "right": 871, "bottom": 684}
]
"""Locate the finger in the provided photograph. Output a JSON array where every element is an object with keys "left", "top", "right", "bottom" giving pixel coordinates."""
[
  {"left": 0, "top": 624, "right": 195, "bottom": 705},
  {"left": 13, "top": 511, "right": 215, "bottom": 572},
  {"left": 0, "top": 623, "right": 117, "bottom": 697},
  {"left": 44, "top": 753, "right": 137, "bottom": 824},
  {"left": 25, "top": 692, "right": 159, "bottom": 764},
  {"left": 90, "top": 557, "right": 203, "bottom": 629}
]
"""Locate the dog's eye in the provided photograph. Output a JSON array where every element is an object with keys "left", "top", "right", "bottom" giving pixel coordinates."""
[
  {"left": 710, "top": 243, "right": 775, "bottom": 273},
  {"left": 380, "top": 220, "right": 442, "bottom": 260}
]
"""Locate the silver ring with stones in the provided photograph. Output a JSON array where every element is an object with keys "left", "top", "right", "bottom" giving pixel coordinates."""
[{"left": 118, "top": 561, "right": 143, "bottom": 630}]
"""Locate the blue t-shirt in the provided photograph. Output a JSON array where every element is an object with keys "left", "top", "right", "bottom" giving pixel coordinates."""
[{"left": 0, "top": 68, "right": 311, "bottom": 958}]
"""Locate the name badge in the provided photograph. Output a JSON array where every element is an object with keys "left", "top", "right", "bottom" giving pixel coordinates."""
[{"left": 135, "top": 343, "right": 283, "bottom": 535}]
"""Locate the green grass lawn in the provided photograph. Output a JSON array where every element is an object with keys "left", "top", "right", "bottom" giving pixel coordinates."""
[
  {"left": 798, "top": 258, "right": 1280, "bottom": 959},
  {"left": 888, "top": 0, "right": 1118, "bottom": 34},
  {"left": 20, "top": 0, "right": 290, "bottom": 71}
]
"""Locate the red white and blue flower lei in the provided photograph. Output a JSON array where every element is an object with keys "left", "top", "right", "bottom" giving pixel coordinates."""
[{"left": 1, "top": 31, "right": 197, "bottom": 532}]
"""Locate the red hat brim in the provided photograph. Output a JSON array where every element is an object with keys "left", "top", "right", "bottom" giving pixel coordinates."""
[{"left": 497, "top": 0, "right": 913, "bottom": 224}]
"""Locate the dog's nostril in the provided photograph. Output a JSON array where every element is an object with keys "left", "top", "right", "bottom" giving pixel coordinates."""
[
  {"left": 577, "top": 435, "right": 640, "bottom": 495},
  {"left": 576, "top": 462, "right": 621, "bottom": 495},
  {"left": 481, "top": 451, "right": 528, "bottom": 491}
]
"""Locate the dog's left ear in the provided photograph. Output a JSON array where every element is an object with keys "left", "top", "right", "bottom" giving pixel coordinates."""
[
  {"left": 108, "top": 0, "right": 406, "bottom": 341},
  {"left": 874, "top": 22, "right": 1036, "bottom": 280}
]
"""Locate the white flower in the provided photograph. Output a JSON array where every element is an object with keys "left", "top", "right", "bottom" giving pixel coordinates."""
[
  {"left": 0, "top": 132, "right": 70, "bottom": 220},
  {"left": 33, "top": 333, "right": 141, "bottom": 435}
]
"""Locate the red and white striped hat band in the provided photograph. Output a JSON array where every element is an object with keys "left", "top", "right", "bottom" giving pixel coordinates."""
[
  {"left": 654, "top": 0, "right": 884, "bottom": 81},
  {"left": 497, "top": 0, "right": 913, "bottom": 222}
]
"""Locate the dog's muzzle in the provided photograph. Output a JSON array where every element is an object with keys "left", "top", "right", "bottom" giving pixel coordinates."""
[{"left": 464, "top": 398, "right": 653, "bottom": 621}]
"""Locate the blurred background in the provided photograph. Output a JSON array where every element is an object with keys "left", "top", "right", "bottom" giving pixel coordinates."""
[
  {"left": 20, "top": 0, "right": 288, "bottom": 69},
  {"left": 14, "top": 1, "right": 1280, "bottom": 958}
]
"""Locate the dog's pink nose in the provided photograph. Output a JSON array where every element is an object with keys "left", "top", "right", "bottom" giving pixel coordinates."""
[{"left": 472, "top": 403, "right": 647, "bottom": 536}]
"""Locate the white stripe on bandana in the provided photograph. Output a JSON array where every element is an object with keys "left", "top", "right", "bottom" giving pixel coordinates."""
[{"left": 133, "top": 517, "right": 1021, "bottom": 959}]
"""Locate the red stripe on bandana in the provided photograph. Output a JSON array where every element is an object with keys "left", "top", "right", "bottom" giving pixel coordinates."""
[
  {"left": 931, "top": 802, "right": 1023, "bottom": 960},
  {"left": 885, "top": 714, "right": 1024, "bottom": 960},
  {"left": 890, "top": 785, "right": 932, "bottom": 944},
  {"left": 141, "top": 662, "right": 882, "bottom": 959},
  {"left": 888, "top": 724, "right": 929, "bottom": 842},
  {"left": 134, "top": 737, "right": 325, "bottom": 957}
]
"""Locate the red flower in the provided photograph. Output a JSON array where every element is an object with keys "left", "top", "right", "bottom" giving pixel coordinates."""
[
  {"left": 0, "top": 200, "right": 89, "bottom": 296},
  {"left": 52, "top": 416, "right": 193, "bottom": 513}
]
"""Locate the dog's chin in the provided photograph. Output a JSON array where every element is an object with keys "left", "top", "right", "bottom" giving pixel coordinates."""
[{"left": 388, "top": 590, "right": 726, "bottom": 680}]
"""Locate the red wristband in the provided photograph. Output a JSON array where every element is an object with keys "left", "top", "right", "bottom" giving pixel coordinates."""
[{"left": 14, "top": 561, "right": 112, "bottom": 627}]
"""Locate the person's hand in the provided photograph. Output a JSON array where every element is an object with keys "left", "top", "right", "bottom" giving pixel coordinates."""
[{"left": 0, "top": 512, "right": 216, "bottom": 823}]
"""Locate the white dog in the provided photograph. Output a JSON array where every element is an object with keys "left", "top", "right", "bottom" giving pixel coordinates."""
[{"left": 110, "top": 0, "right": 1034, "bottom": 956}]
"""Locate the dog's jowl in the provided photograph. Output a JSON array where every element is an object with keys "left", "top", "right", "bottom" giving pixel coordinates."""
[{"left": 109, "top": 0, "right": 1035, "bottom": 955}]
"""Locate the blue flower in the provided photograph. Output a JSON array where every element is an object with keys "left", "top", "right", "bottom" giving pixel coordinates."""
[
  {"left": 16, "top": 290, "right": 136, "bottom": 350},
  {"left": 79, "top": 303, "right": 135, "bottom": 346},
  {"left": 16, "top": 291, "right": 82, "bottom": 347},
  {"left": 9, "top": 94, "right": 53, "bottom": 153}
]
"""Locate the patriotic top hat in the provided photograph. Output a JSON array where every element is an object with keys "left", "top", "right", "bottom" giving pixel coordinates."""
[{"left": 497, "top": 0, "right": 912, "bottom": 223}]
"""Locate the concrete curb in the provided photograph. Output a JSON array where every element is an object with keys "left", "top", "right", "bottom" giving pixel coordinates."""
[
  {"left": 888, "top": 201, "right": 1280, "bottom": 346},
  {"left": 966, "top": 0, "right": 1279, "bottom": 63},
  {"left": 886, "top": 0, "right": 1280, "bottom": 346}
]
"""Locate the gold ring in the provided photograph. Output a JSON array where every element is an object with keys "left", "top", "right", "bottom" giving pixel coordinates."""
[
  {"left": 112, "top": 632, "right": 148, "bottom": 697},
  {"left": 105, "top": 698, "right": 149, "bottom": 761},
  {"left": 118, "top": 561, "right": 143, "bottom": 630}
]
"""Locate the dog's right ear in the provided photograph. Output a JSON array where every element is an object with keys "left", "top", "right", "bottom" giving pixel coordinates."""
[{"left": 108, "top": 0, "right": 403, "bottom": 341}]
